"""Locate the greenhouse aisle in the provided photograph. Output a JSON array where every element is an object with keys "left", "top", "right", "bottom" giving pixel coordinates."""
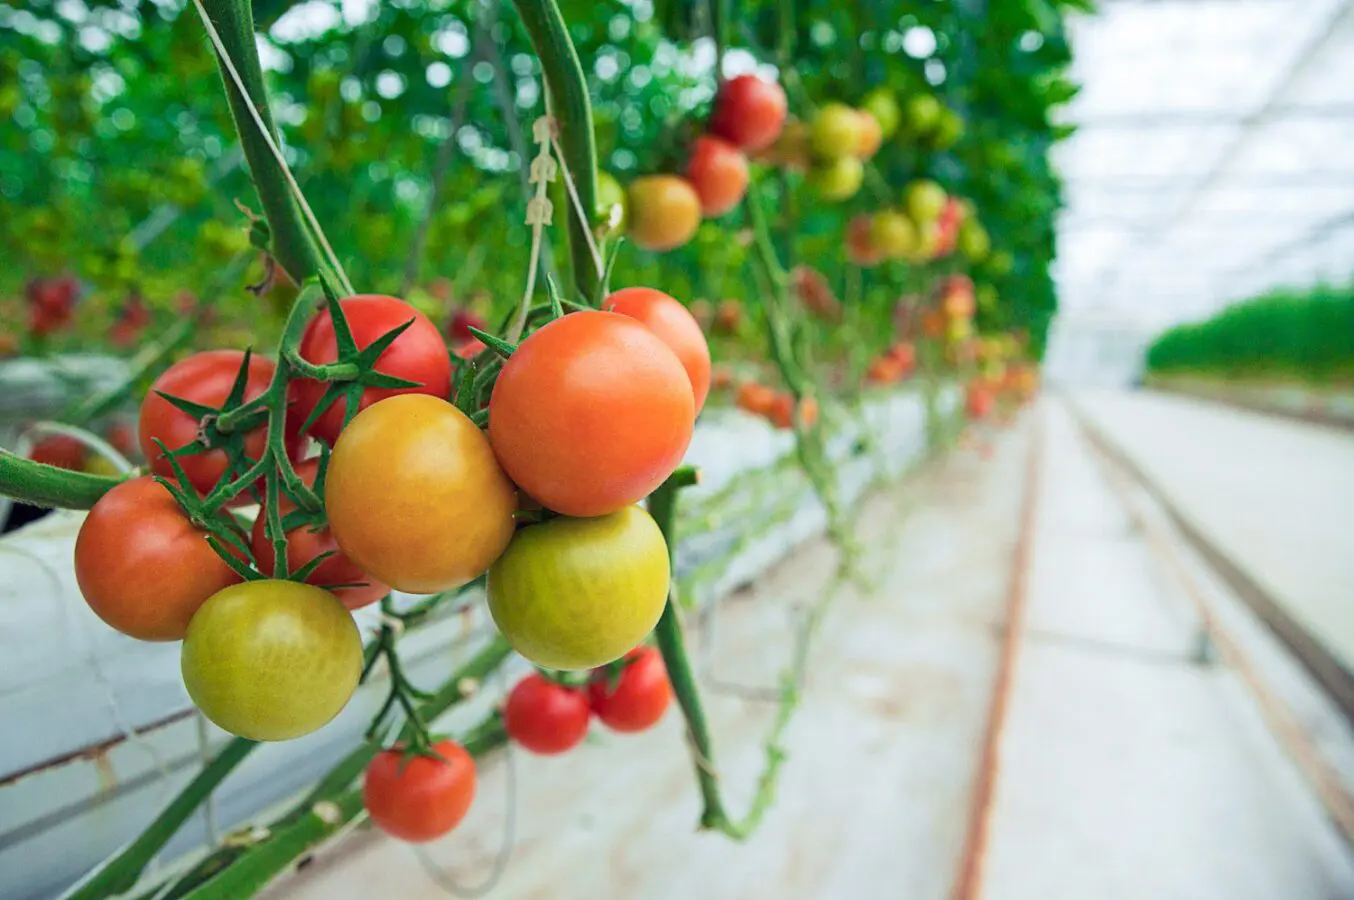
[
  {"left": 1070, "top": 389, "right": 1354, "bottom": 673},
  {"left": 981, "top": 402, "right": 1354, "bottom": 900}
]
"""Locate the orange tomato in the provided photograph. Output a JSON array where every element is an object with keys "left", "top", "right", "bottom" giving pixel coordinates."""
[
  {"left": 684, "top": 136, "right": 749, "bottom": 217},
  {"left": 603, "top": 287, "right": 712, "bottom": 413},
  {"left": 854, "top": 109, "right": 883, "bottom": 159},
  {"left": 736, "top": 382, "right": 777, "bottom": 417},
  {"left": 627, "top": 176, "right": 701, "bottom": 252}
]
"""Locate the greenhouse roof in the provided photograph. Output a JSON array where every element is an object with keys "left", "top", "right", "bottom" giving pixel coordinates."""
[{"left": 1053, "top": 0, "right": 1354, "bottom": 328}]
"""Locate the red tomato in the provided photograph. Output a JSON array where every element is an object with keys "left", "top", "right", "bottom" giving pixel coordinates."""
[
  {"left": 75, "top": 477, "right": 241, "bottom": 640},
  {"left": 453, "top": 337, "right": 486, "bottom": 361},
  {"left": 709, "top": 74, "right": 788, "bottom": 152},
  {"left": 488, "top": 311, "right": 694, "bottom": 517},
  {"left": 139, "top": 350, "right": 285, "bottom": 497},
  {"left": 966, "top": 381, "right": 995, "bottom": 419},
  {"left": 736, "top": 382, "right": 776, "bottom": 417},
  {"left": 29, "top": 435, "right": 85, "bottom": 470},
  {"left": 250, "top": 458, "right": 388, "bottom": 610},
  {"left": 602, "top": 287, "right": 712, "bottom": 413},
  {"left": 289, "top": 295, "right": 452, "bottom": 445},
  {"left": 503, "top": 673, "right": 591, "bottom": 755},
  {"left": 364, "top": 740, "right": 476, "bottom": 843},
  {"left": 448, "top": 309, "right": 486, "bottom": 344},
  {"left": 588, "top": 646, "right": 672, "bottom": 733},
  {"left": 684, "top": 136, "right": 749, "bottom": 217}
]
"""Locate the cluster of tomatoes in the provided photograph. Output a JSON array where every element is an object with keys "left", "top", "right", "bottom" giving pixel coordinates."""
[
  {"left": 865, "top": 342, "right": 918, "bottom": 386},
  {"left": 604, "top": 74, "right": 788, "bottom": 254},
  {"left": 846, "top": 179, "right": 988, "bottom": 268},
  {"left": 68, "top": 285, "right": 710, "bottom": 746},
  {"left": 733, "top": 380, "right": 819, "bottom": 431}
]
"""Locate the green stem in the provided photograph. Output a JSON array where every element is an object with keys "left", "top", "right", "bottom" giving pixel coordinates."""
[
  {"left": 510, "top": 0, "right": 599, "bottom": 300},
  {"left": 0, "top": 451, "right": 123, "bottom": 510},
  {"left": 197, "top": 0, "right": 326, "bottom": 284}
]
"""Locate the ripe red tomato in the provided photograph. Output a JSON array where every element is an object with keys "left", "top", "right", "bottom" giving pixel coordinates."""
[
  {"left": 364, "top": 740, "right": 476, "bottom": 843},
  {"left": 627, "top": 176, "right": 701, "bottom": 252},
  {"left": 75, "top": 477, "right": 241, "bottom": 641},
  {"left": 139, "top": 350, "right": 285, "bottom": 498},
  {"left": 289, "top": 295, "right": 452, "bottom": 445},
  {"left": 448, "top": 308, "right": 486, "bottom": 344},
  {"left": 588, "top": 646, "right": 672, "bottom": 733},
  {"left": 602, "top": 288, "right": 711, "bottom": 413},
  {"left": 684, "top": 136, "right": 748, "bottom": 217},
  {"left": 28, "top": 434, "right": 85, "bottom": 470},
  {"left": 709, "top": 74, "right": 787, "bottom": 152},
  {"left": 503, "top": 673, "right": 591, "bottom": 755},
  {"left": 250, "top": 458, "right": 387, "bottom": 610},
  {"left": 966, "top": 381, "right": 995, "bottom": 419},
  {"left": 488, "top": 311, "right": 694, "bottom": 517}
]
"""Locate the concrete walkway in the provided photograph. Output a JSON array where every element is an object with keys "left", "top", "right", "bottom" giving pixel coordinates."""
[{"left": 1071, "top": 389, "right": 1354, "bottom": 676}]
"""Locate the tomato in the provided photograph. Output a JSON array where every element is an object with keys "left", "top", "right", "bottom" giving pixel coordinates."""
[
  {"left": 503, "top": 674, "right": 591, "bottom": 755},
  {"left": 488, "top": 311, "right": 694, "bottom": 517},
  {"left": 854, "top": 109, "right": 883, "bottom": 160},
  {"left": 684, "top": 136, "right": 748, "bottom": 217},
  {"left": 792, "top": 266, "right": 840, "bottom": 320},
  {"left": 364, "top": 740, "right": 476, "bottom": 843},
  {"left": 943, "top": 275, "right": 976, "bottom": 319},
  {"left": 845, "top": 215, "right": 882, "bottom": 267},
  {"left": 889, "top": 342, "right": 917, "bottom": 372},
  {"left": 810, "top": 103, "right": 864, "bottom": 160},
  {"left": 866, "top": 356, "right": 904, "bottom": 385},
  {"left": 736, "top": 382, "right": 776, "bottom": 417},
  {"left": 904, "top": 179, "right": 947, "bottom": 224},
  {"left": 29, "top": 434, "right": 85, "bottom": 470},
  {"left": 870, "top": 210, "right": 919, "bottom": 260},
  {"left": 250, "top": 459, "right": 387, "bottom": 610},
  {"left": 181, "top": 580, "right": 361, "bottom": 741},
  {"left": 931, "top": 108, "right": 964, "bottom": 149},
  {"left": 602, "top": 287, "right": 712, "bottom": 413},
  {"left": 709, "top": 74, "right": 787, "bottom": 152},
  {"left": 808, "top": 157, "right": 863, "bottom": 201},
  {"left": 589, "top": 646, "right": 672, "bottom": 733},
  {"left": 448, "top": 309, "right": 486, "bottom": 344},
  {"left": 139, "top": 350, "right": 286, "bottom": 498},
  {"left": 290, "top": 295, "right": 452, "bottom": 445},
  {"left": 595, "top": 171, "right": 629, "bottom": 234},
  {"left": 904, "top": 94, "right": 943, "bottom": 134},
  {"left": 487, "top": 505, "right": 670, "bottom": 671},
  {"left": 861, "top": 88, "right": 900, "bottom": 139},
  {"left": 75, "top": 477, "right": 240, "bottom": 641},
  {"left": 326, "top": 394, "right": 516, "bottom": 593},
  {"left": 958, "top": 219, "right": 991, "bottom": 261},
  {"left": 626, "top": 176, "right": 701, "bottom": 252},
  {"left": 966, "top": 381, "right": 995, "bottom": 419},
  {"left": 714, "top": 298, "right": 743, "bottom": 333}
]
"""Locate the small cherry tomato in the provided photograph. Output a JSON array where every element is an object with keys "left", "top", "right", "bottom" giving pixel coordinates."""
[
  {"left": 811, "top": 103, "right": 865, "bottom": 160},
  {"left": 75, "top": 476, "right": 241, "bottom": 641},
  {"left": 181, "top": 580, "right": 361, "bottom": 741},
  {"left": 862, "top": 88, "right": 901, "bottom": 139},
  {"left": 870, "top": 210, "right": 920, "bottom": 260},
  {"left": 250, "top": 458, "right": 388, "bottom": 610},
  {"left": 488, "top": 311, "right": 694, "bottom": 517},
  {"left": 603, "top": 287, "right": 711, "bottom": 413},
  {"left": 138, "top": 350, "right": 286, "bottom": 498},
  {"left": 326, "top": 394, "right": 517, "bottom": 593},
  {"left": 29, "top": 434, "right": 85, "bottom": 470},
  {"left": 904, "top": 179, "right": 948, "bottom": 225},
  {"left": 626, "top": 176, "right": 701, "bottom": 253},
  {"left": 808, "top": 156, "right": 863, "bottom": 201},
  {"left": 709, "top": 74, "right": 787, "bottom": 152},
  {"left": 588, "top": 646, "right": 672, "bottom": 733},
  {"left": 487, "top": 505, "right": 670, "bottom": 671},
  {"left": 854, "top": 109, "right": 883, "bottom": 159},
  {"left": 503, "top": 673, "right": 591, "bottom": 755},
  {"left": 290, "top": 295, "right": 453, "bottom": 445},
  {"left": 684, "top": 136, "right": 748, "bottom": 217},
  {"left": 364, "top": 740, "right": 476, "bottom": 843},
  {"left": 736, "top": 382, "right": 777, "bottom": 417}
]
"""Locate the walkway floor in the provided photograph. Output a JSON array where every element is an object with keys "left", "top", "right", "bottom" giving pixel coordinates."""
[{"left": 1072, "top": 388, "right": 1354, "bottom": 675}]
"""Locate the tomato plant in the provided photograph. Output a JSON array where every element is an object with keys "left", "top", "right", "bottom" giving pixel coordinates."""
[
  {"left": 709, "top": 74, "right": 787, "bottom": 152},
  {"left": 364, "top": 740, "right": 476, "bottom": 843},
  {"left": 488, "top": 311, "right": 694, "bottom": 517},
  {"left": 503, "top": 673, "right": 592, "bottom": 755},
  {"left": 684, "top": 136, "right": 749, "bottom": 218},
  {"left": 181, "top": 580, "right": 362, "bottom": 741},
  {"left": 589, "top": 646, "right": 672, "bottom": 733},
  {"left": 290, "top": 294, "right": 452, "bottom": 445},
  {"left": 75, "top": 476, "right": 241, "bottom": 641},
  {"left": 602, "top": 287, "right": 712, "bottom": 413},
  {"left": 487, "top": 505, "right": 670, "bottom": 671},
  {"left": 326, "top": 394, "right": 517, "bottom": 593},
  {"left": 626, "top": 175, "right": 701, "bottom": 252}
]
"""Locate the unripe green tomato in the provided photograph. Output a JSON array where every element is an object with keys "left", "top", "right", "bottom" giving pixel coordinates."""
[
  {"left": 904, "top": 179, "right": 947, "bottom": 225},
  {"left": 869, "top": 210, "right": 918, "bottom": 259},
  {"left": 988, "top": 250, "right": 1015, "bottom": 275},
  {"left": 181, "top": 580, "right": 362, "bottom": 741},
  {"left": 595, "top": 172, "right": 628, "bottom": 234},
  {"left": 904, "top": 94, "right": 942, "bottom": 135},
  {"left": 861, "top": 88, "right": 901, "bottom": 139},
  {"left": 809, "top": 156, "right": 864, "bottom": 201},
  {"left": 931, "top": 109, "right": 965, "bottom": 149},
  {"left": 958, "top": 219, "right": 991, "bottom": 261},
  {"left": 487, "top": 506, "right": 670, "bottom": 671},
  {"left": 977, "top": 282, "right": 999, "bottom": 312},
  {"left": 810, "top": 103, "right": 865, "bottom": 160}
]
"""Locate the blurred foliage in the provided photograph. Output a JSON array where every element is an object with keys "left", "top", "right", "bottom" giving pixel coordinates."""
[
  {"left": 0, "top": 0, "right": 1079, "bottom": 361},
  {"left": 1146, "top": 284, "right": 1354, "bottom": 382}
]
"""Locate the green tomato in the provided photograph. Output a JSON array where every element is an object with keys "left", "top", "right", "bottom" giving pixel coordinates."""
[
  {"left": 861, "top": 88, "right": 901, "bottom": 139},
  {"left": 958, "top": 219, "right": 991, "bottom": 261},
  {"left": 904, "top": 94, "right": 942, "bottom": 135},
  {"left": 869, "top": 210, "right": 918, "bottom": 259},
  {"left": 487, "top": 506, "right": 669, "bottom": 671},
  {"left": 988, "top": 250, "right": 1015, "bottom": 275},
  {"left": 181, "top": 580, "right": 362, "bottom": 741},
  {"left": 810, "top": 103, "right": 865, "bottom": 160},
  {"left": 595, "top": 172, "right": 628, "bottom": 234},
  {"left": 904, "top": 179, "right": 948, "bottom": 225},
  {"left": 809, "top": 156, "right": 864, "bottom": 201},
  {"left": 931, "top": 109, "right": 965, "bottom": 149}
]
